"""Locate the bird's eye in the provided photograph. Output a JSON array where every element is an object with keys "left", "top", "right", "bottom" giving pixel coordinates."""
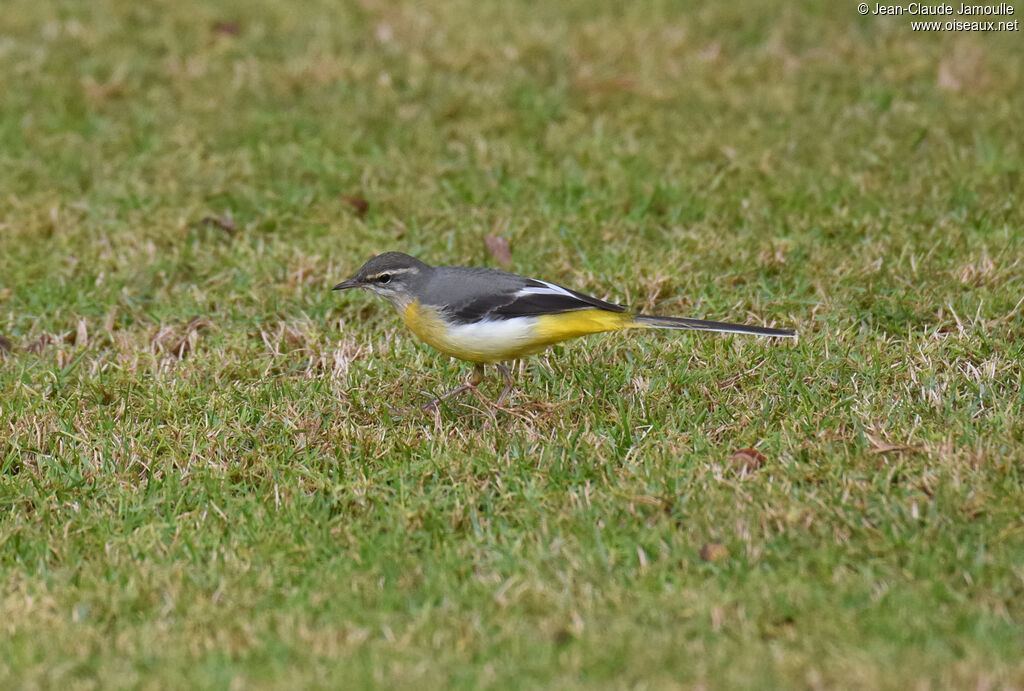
[{"left": 378, "top": 274, "right": 391, "bottom": 284}]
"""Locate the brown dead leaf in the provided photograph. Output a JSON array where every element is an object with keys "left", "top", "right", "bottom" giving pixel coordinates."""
[
  {"left": 340, "top": 195, "right": 369, "bottom": 218},
  {"left": 485, "top": 235, "right": 512, "bottom": 266},
  {"left": 211, "top": 21, "right": 241, "bottom": 36},
  {"left": 0, "top": 335, "right": 11, "bottom": 355},
  {"left": 729, "top": 448, "right": 767, "bottom": 474},
  {"left": 199, "top": 215, "right": 238, "bottom": 232},
  {"left": 699, "top": 542, "right": 729, "bottom": 563}
]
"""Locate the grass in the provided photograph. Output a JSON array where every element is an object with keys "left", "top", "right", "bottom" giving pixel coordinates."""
[{"left": 1, "top": 0, "right": 1023, "bottom": 687}]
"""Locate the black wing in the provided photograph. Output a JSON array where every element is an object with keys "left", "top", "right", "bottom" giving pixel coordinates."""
[{"left": 445, "top": 279, "right": 627, "bottom": 324}]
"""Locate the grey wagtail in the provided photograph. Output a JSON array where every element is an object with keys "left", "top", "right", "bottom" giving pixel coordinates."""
[{"left": 333, "top": 252, "right": 795, "bottom": 409}]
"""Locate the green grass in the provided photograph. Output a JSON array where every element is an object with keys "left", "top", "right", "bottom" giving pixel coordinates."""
[{"left": 2, "top": 0, "right": 1023, "bottom": 687}]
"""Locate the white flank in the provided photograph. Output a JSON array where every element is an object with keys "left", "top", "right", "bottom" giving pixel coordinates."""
[{"left": 444, "top": 317, "right": 539, "bottom": 361}]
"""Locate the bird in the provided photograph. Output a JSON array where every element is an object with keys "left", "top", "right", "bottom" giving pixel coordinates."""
[{"left": 333, "top": 252, "right": 794, "bottom": 410}]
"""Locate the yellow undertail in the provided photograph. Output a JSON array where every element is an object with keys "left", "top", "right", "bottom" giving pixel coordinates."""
[{"left": 533, "top": 309, "right": 635, "bottom": 345}]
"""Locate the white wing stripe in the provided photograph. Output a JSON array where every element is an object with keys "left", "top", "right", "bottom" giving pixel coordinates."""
[{"left": 515, "top": 280, "right": 575, "bottom": 298}]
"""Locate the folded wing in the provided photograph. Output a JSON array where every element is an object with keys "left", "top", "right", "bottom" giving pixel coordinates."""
[{"left": 445, "top": 279, "right": 627, "bottom": 323}]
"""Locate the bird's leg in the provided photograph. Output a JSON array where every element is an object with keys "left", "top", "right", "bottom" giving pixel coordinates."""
[
  {"left": 422, "top": 364, "right": 485, "bottom": 411},
  {"left": 495, "top": 363, "right": 515, "bottom": 405}
]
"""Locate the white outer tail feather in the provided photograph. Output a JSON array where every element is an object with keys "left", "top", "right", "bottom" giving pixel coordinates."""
[{"left": 632, "top": 314, "right": 795, "bottom": 338}]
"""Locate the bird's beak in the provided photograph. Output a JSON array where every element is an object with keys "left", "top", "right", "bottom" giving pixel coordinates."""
[{"left": 332, "top": 278, "right": 359, "bottom": 291}]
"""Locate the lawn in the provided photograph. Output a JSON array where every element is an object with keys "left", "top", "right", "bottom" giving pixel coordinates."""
[{"left": 1, "top": 0, "right": 1023, "bottom": 687}]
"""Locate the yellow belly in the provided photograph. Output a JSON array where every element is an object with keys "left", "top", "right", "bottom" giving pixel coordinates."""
[{"left": 401, "top": 300, "right": 632, "bottom": 364}]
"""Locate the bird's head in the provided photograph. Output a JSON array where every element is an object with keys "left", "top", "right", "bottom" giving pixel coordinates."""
[{"left": 332, "top": 252, "right": 431, "bottom": 309}]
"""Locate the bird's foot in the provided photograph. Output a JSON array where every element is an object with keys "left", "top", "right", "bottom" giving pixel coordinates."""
[{"left": 421, "top": 382, "right": 477, "bottom": 413}]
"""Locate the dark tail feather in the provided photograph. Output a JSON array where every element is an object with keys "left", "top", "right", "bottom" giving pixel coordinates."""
[{"left": 632, "top": 314, "right": 795, "bottom": 338}]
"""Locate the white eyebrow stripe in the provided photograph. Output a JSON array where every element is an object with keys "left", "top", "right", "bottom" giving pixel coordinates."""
[
  {"left": 366, "top": 267, "right": 416, "bottom": 280},
  {"left": 516, "top": 280, "right": 575, "bottom": 298}
]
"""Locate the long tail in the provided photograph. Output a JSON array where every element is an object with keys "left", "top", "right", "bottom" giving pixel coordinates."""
[{"left": 632, "top": 314, "right": 795, "bottom": 338}]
